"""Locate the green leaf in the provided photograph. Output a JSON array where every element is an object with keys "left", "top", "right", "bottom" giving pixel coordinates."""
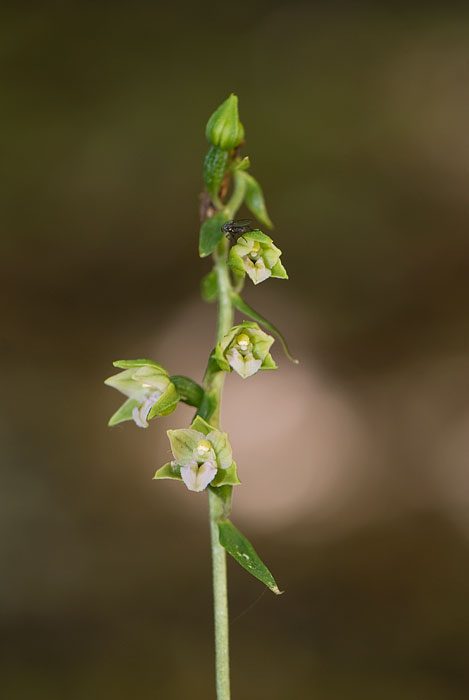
[
  {"left": 218, "top": 520, "right": 283, "bottom": 595},
  {"left": 170, "top": 375, "right": 204, "bottom": 408},
  {"left": 190, "top": 414, "right": 213, "bottom": 435},
  {"left": 199, "top": 211, "right": 229, "bottom": 258},
  {"left": 201, "top": 269, "right": 218, "bottom": 302},
  {"left": 211, "top": 461, "right": 241, "bottom": 487},
  {"left": 203, "top": 145, "right": 229, "bottom": 204},
  {"left": 242, "top": 172, "right": 273, "bottom": 229},
  {"left": 153, "top": 462, "right": 182, "bottom": 482},
  {"left": 108, "top": 397, "right": 139, "bottom": 426},
  {"left": 231, "top": 294, "right": 299, "bottom": 364}
]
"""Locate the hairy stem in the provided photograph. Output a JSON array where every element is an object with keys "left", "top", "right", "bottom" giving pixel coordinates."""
[
  {"left": 209, "top": 487, "right": 230, "bottom": 700},
  {"left": 206, "top": 235, "right": 234, "bottom": 700}
]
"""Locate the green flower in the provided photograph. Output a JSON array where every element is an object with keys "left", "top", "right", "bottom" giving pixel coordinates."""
[
  {"left": 228, "top": 231, "right": 288, "bottom": 285},
  {"left": 214, "top": 322, "right": 277, "bottom": 379},
  {"left": 154, "top": 416, "right": 241, "bottom": 492},
  {"left": 104, "top": 359, "right": 179, "bottom": 428}
]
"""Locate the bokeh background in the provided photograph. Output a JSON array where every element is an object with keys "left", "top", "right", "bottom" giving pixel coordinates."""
[{"left": 2, "top": 2, "right": 469, "bottom": 698}]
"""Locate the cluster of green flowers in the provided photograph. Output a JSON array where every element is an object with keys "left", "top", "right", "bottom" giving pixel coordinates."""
[
  {"left": 105, "top": 319, "right": 277, "bottom": 491},
  {"left": 105, "top": 94, "right": 292, "bottom": 497}
]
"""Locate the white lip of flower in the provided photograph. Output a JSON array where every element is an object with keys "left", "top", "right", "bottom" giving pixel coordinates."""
[
  {"left": 180, "top": 459, "right": 217, "bottom": 492},
  {"left": 244, "top": 257, "right": 271, "bottom": 284},
  {"left": 132, "top": 390, "right": 162, "bottom": 428}
]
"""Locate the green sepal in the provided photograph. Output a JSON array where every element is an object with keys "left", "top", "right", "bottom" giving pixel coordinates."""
[
  {"left": 213, "top": 343, "right": 231, "bottom": 372},
  {"left": 203, "top": 145, "right": 229, "bottom": 204},
  {"left": 196, "top": 390, "right": 217, "bottom": 422},
  {"left": 231, "top": 294, "right": 299, "bottom": 364},
  {"left": 227, "top": 247, "right": 246, "bottom": 278},
  {"left": 113, "top": 359, "right": 168, "bottom": 373},
  {"left": 189, "top": 414, "right": 213, "bottom": 435},
  {"left": 153, "top": 462, "right": 182, "bottom": 482},
  {"left": 261, "top": 353, "right": 277, "bottom": 370},
  {"left": 211, "top": 460, "right": 241, "bottom": 487},
  {"left": 147, "top": 381, "right": 180, "bottom": 418},
  {"left": 242, "top": 172, "right": 273, "bottom": 230},
  {"left": 201, "top": 269, "right": 218, "bottom": 302},
  {"left": 170, "top": 375, "right": 204, "bottom": 408},
  {"left": 108, "top": 397, "right": 139, "bottom": 426},
  {"left": 271, "top": 259, "right": 288, "bottom": 279},
  {"left": 242, "top": 230, "right": 271, "bottom": 243},
  {"left": 199, "top": 210, "right": 229, "bottom": 258},
  {"left": 218, "top": 520, "right": 283, "bottom": 595}
]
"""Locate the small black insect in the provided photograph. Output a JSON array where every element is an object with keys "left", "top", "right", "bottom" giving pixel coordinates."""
[{"left": 221, "top": 219, "right": 256, "bottom": 243}]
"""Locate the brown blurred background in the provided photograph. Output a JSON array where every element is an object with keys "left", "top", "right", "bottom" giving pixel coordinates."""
[{"left": 2, "top": 2, "right": 469, "bottom": 699}]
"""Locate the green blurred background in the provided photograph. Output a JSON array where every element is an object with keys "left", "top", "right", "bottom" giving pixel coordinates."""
[{"left": 2, "top": 2, "right": 469, "bottom": 698}]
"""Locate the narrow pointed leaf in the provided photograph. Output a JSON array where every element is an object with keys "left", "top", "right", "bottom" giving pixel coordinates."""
[
  {"left": 218, "top": 520, "right": 283, "bottom": 595},
  {"left": 242, "top": 172, "right": 273, "bottom": 229},
  {"left": 231, "top": 293, "right": 299, "bottom": 364}
]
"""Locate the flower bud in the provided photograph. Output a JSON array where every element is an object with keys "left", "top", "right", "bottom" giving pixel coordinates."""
[
  {"left": 205, "top": 94, "right": 244, "bottom": 151},
  {"left": 214, "top": 322, "right": 277, "bottom": 379}
]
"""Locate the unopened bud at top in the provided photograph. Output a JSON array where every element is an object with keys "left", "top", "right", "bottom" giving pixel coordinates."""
[{"left": 206, "top": 94, "right": 244, "bottom": 151}]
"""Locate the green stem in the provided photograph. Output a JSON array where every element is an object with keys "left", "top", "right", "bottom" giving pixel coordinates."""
[
  {"left": 206, "top": 237, "right": 234, "bottom": 700},
  {"left": 209, "top": 488, "right": 231, "bottom": 700}
]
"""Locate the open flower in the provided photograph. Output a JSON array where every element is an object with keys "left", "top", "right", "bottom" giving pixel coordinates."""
[
  {"left": 154, "top": 416, "right": 240, "bottom": 493},
  {"left": 214, "top": 322, "right": 276, "bottom": 379},
  {"left": 228, "top": 231, "right": 288, "bottom": 285},
  {"left": 105, "top": 359, "right": 179, "bottom": 428}
]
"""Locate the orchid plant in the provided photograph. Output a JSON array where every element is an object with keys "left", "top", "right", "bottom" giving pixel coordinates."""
[{"left": 105, "top": 94, "right": 297, "bottom": 700}]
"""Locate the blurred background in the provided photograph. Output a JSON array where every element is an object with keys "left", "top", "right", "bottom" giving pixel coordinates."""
[{"left": 2, "top": 2, "right": 469, "bottom": 698}]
